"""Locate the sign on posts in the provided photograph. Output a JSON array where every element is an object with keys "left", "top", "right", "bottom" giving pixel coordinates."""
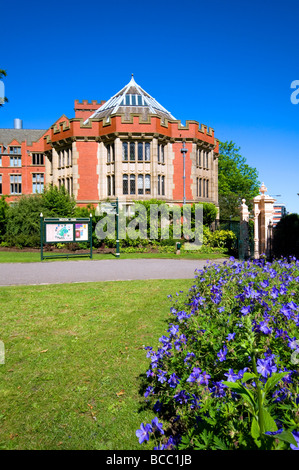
[{"left": 40, "top": 214, "right": 93, "bottom": 260}]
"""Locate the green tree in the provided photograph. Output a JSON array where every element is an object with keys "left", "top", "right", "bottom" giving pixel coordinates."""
[
  {"left": 0, "top": 196, "right": 9, "bottom": 241},
  {"left": 0, "top": 69, "right": 8, "bottom": 107},
  {"left": 4, "top": 185, "right": 77, "bottom": 247},
  {"left": 218, "top": 141, "right": 260, "bottom": 219},
  {"left": 42, "top": 184, "right": 76, "bottom": 217},
  {"left": 5, "top": 194, "right": 44, "bottom": 247}
]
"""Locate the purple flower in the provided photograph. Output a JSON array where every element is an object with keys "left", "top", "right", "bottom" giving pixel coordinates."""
[
  {"left": 210, "top": 381, "right": 227, "bottom": 398},
  {"left": 258, "top": 321, "right": 272, "bottom": 335},
  {"left": 187, "top": 367, "right": 210, "bottom": 385},
  {"left": 136, "top": 423, "right": 152, "bottom": 444},
  {"left": 280, "top": 305, "right": 292, "bottom": 319},
  {"left": 260, "top": 279, "right": 269, "bottom": 288},
  {"left": 144, "top": 386, "right": 154, "bottom": 397},
  {"left": 270, "top": 286, "right": 279, "bottom": 299},
  {"left": 184, "top": 352, "right": 195, "bottom": 364},
  {"left": 226, "top": 332, "right": 236, "bottom": 341},
  {"left": 190, "top": 394, "right": 201, "bottom": 409},
  {"left": 157, "top": 369, "right": 167, "bottom": 383},
  {"left": 151, "top": 417, "right": 164, "bottom": 435},
  {"left": 265, "top": 428, "right": 283, "bottom": 436},
  {"left": 291, "top": 431, "right": 299, "bottom": 450},
  {"left": 217, "top": 346, "right": 228, "bottom": 362},
  {"left": 256, "top": 359, "right": 277, "bottom": 378},
  {"left": 224, "top": 369, "right": 239, "bottom": 382},
  {"left": 240, "top": 305, "right": 251, "bottom": 316},
  {"left": 153, "top": 400, "right": 162, "bottom": 412},
  {"left": 168, "top": 373, "right": 180, "bottom": 388},
  {"left": 288, "top": 337, "right": 299, "bottom": 350},
  {"left": 168, "top": 324, "right": 179, "bottom": 336},
  {"left": 288, "top": 301, "right": 298, "bottom": 311},
  {"left": 174, "top": 390, "right": 189, "bottom": 404}
]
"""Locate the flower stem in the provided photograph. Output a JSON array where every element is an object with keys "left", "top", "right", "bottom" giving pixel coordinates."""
[{"left": 252, "top": 352, "right": 265, "bottom": 439}]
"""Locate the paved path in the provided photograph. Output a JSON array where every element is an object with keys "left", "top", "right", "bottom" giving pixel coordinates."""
[{"left": 0, "top": 258, "right": 226, "bottom": 286}]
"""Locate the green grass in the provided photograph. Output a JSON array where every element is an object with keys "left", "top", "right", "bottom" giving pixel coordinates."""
[
  {"left": 0, "top": 250, "right": 228, "bottom": 263},
  {"left": 0, "top": 279, "right": 193, "bottom": 450}
]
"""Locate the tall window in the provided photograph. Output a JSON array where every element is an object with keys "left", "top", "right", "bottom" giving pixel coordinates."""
[
  {"left": 130, "top": 142, "right": 135, "bottom": 161},
  {"left": 66, "top": 149, "right": 72, "bottom": 166},
  {"left": 138, "top": 142, "right": 143, "bottom": 161},
  {"left": 161, "top": 175, "right": 165, "bottom": 196},
  {"left": 122, "top": 141, "right": 151, "bottom": 162},
  {"left": 196, "top": 148, "right": 201, "bottom": 167},
  {"left": 107, "top": 175, "right": 115, "bottom": 196},
  {"left": 158, "top": 175, "right": 165, "bottom": 195},
  {"left": 197, "top": 177, "right": 202, "bottom": 197},
  {"left": 32, "top": 173, "right": 44, "bottom": 194},
  {"left": 106, "top": 143, "right": 114, "bottom": 163},
  {"left": 203, "top": 150, "right": 209, "bottom": 169},
  {"left": 123, "top": 174, "right": 128, "bottom": 194},
  {"left": 107, "top": 176, "right": 111, "bottom": 196},
  {"left": 10, "top": 156, "right": 21, "bottom": 167},
  {"left": 145, "top": 174, "right": 151, "bottom": 194},
  {"left": 130, "top": 174, "right": 136, "bottom": 194},
  {"left": 145, "top": 142, "right": 150, "bottom": 161},
  {"left": 122, "top": 142, "right": 128, "bottom": 161},
  {"left": 10, "top": 175, "right": 22, "bottom": 194},
  {"left": 32, "top": 153, "right": 44, "bottom": 165},
  {"left": 202, "top": 179, "right": 209, "bottom": 198},
  {"left": 138, "top": 175, "right": 144, "bottom": 194},
  {"left": 0, "top": 175, "right": 2, "bottom": 194},
  {"left": 158, "top": 144, "right": 165, "bottom": 163}
]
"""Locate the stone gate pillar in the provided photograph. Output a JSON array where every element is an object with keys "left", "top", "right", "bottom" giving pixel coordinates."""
[
  {"left": 239, "top": 199, "right": 250, "bottom": 260},
  {"left": 252, "top": 183, "right": 276, "bottom": 259}
]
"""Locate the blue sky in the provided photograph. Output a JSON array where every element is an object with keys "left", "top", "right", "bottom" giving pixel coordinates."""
[{"left": 1, "top": 0, "right": 299, "bottom": 212}]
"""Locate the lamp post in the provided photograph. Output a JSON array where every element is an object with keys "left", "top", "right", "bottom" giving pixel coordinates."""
[{"left": 180, "top": 141, "right": 187, "bottom": 205}]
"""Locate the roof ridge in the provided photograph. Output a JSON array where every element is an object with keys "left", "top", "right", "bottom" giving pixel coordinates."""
[{"left": 83, "top": 76, "right": 176, "bottom": 124}]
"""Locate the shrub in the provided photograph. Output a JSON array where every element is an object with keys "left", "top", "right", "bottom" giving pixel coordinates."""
[
  {"left": 4, "top": 186, "right": 77, "bottom": 248},
  {"left": 136, "top": 257, "right": 299, "bottom": 450},
  {"left": 5, "top": 194, "right": 44, "bottom": 247},
  {"left": 210, "top": 229, "right": 236, "bottom": 251},
  {"left": 202, "top": 202, "right": 218, "bottom": 226},
  {"left": 0, "top": 196, "right": 9, "bottom": 241}
]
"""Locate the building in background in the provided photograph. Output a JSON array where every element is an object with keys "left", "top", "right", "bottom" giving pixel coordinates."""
[
  {"left": 0, "top": 76, "right": 219, "bottom": 210},
  {"left": 272, "top": 203, "right": 287, "bottom": 227},
  {"left": 0, "top": 120, "right": 46, "bottom": 199}
]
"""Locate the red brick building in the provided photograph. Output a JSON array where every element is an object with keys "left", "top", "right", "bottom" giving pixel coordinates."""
[{"left": 0, "top": 76, "right": 219, "bottom": 210}]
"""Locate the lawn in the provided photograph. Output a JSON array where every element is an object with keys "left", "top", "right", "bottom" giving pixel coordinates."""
[
  {"left": 0, "top": 250, "right": 228, "bottom": 263},
  {"left": 0, "top": 278, "right": 193, "bottom": 450}
]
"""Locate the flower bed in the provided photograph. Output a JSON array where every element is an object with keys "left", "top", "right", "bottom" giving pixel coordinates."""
[{"left": 136, "top": 256, "right": 299, "bottom": 450}]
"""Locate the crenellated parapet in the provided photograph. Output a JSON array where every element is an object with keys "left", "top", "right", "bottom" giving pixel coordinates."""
[{"left": 74, "top": 99, "right": 106, "bottom": 119}]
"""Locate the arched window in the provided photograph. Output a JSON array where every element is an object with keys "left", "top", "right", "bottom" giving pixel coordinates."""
[
  {"left": 130, "top": 174, "right": 136, "bottom": 194},
  {"left": 138, "top": 175, "right": 144, "bottom": 194},
  {"left": 123, "top": 174, "right": 128, "bottom": 194},
  {"left": 145, "top": 174, "right": 151, "bottom": 194}
]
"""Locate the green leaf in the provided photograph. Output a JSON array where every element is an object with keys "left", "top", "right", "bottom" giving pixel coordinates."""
[
  {"left": 264, "top": 372, "right": 290, "bottom": 395},
  {"left": 251, "top": 417, "right": 260, "bottom": 440},
  {"left": 262, "top": 408, "right": 277, "bottom": 433},
  {"left": 223, "top": 381, "right": 256, "bottom": 408},
  {"left": 241, "top": 372, "right": 257, "bottom": 383},
  {"left": 213, "top": 435, "right": 229, "bottom": 450},
  {"left": 271, "top": 430, "right": 298, "bottom": 447}
]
